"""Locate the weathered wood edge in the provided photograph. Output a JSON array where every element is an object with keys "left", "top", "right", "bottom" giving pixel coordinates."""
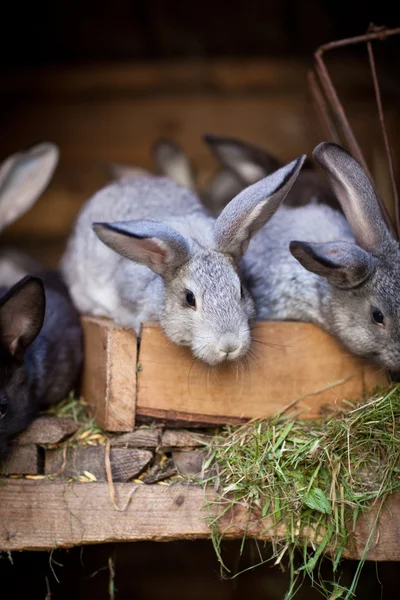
[
  {"left": 136, "top": 407, "right": 246, "bottom": 428},
  {"left": 0, "top": 480, "right": 399, "bottom": 561}
]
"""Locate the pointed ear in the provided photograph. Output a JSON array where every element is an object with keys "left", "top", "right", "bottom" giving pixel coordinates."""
[
  {"left": 0, "top": 276, "right": 46, "bottom": 360},
  {"left": 313, "top": 142, "right": 391, "bottom": 252},
  {"left": 203, "top": 168, "right": 244, "bottom": 213},
  {"left": 93, "top": 220, "right": 191, "bottom": 277},
  {"left": 152, "top": 138, "right": 196, "bottom": 190},
  {"left": 203, "top": 134, "right": 282, "bottom": 184},
  {"left": 0, "top": 143, "right": 59, "bottom": 233},
  {"left": 214, "top": 155, "right": 306, "bottom": 259},
  {"left": 289, "top": 240, "right": 376, "bottom": 289}
]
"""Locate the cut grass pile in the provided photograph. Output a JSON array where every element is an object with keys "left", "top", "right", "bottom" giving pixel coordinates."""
[{"left": 202, "top": 385, "right": 400, "bottom": 599}]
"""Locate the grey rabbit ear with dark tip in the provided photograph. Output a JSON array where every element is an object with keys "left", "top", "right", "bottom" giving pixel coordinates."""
[
  {"left": 214, "top": 155, "right": 306, "bottom": 260},
  {"left": 0, "top": 143, "right": 59, "bottom": 233},
  {"left": 92, "top": 220, "right": 191, "bottom": 277},
  {"left": 312, "top": 142, "right": 392, "bottom": 252},
  {"left": 289, "top": 240, "right": 377, "bottom": 289},
  {"left": 203, "top": 133, "right": 282, "bottom": 184},
  {"left": 0, "top": 276, "right": 46, "bottom": 360},
  {"left": 151, "top": 138, "right": 197, "bottom": 190}
]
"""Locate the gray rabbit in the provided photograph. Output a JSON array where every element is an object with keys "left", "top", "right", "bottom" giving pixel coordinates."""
[
  {"left": 107, "top": 137, "right": 245, "bottom": 215},
  {"left": 61, "top": 156, "right": 305, "bottom": 366},
  {"left": 0, "top": 273, "right": 82, "bottom": 457},
  {"left": 244, "top": 141, "right": 400, "bottom": 372},
  {"left": 0, "top": 142, "right": 59, "bottom": 286}
]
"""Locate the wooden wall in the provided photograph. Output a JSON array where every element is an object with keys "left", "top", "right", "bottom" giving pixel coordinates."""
[{"left": 1, "top": 56, "right": 399, "bottom": 268}]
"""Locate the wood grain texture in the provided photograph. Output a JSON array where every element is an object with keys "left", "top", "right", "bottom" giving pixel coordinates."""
[
  {"left": 2, "top": 445, "right": 40, "bottom": 475},
  {"left": 45, "top": 446, "right": 153, "bottom": 482},
  {"left": 136, "top": 322, "right": 389, "bottom": 425},
  {"left": 15, "top": 416, "right": 79, "bottom": 446},
  {"left": 0, "top": 479, "right": 399, "bottom": 560},
  {"left": 110, "top": 429, "right": 160, "bottom": 448},
  {"left": 82, "top": 317, "right": 137, "bottom": 431}
]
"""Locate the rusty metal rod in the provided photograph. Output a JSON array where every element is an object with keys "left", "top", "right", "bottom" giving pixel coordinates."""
[
  {"left": 367, "top": 40, "right": 400, "bottom": 237},
  {"left": 313, "top": 57, "right": 371, "bottom": 175},
  {"left": 315, "top": 26, "right": 400, "bottom": 56},
  {"left": 307, "top": 70, "right": 341, "bottom": 143},
  {"left": 310, "top": 25, "right": 399, "bottom": 236}
]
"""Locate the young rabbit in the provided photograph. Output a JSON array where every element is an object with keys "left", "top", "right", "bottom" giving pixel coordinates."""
[
  {"left": 0, "top": 142, "right": 59, "bottom": 286},
  {"left": 107, "top": 137, "right": 244, "bottom": 216},
  {"left": 203, "top": 134, "right": 339, "bottom": 213},
  {"left": 244, "top": 141, "right": 400, "bottom": 373},
  {"left": 61, "top": 156, "right": 305, "bottom": 366},
  {"left": 0, "top": 273, "right": 82, "bottom": 457}
]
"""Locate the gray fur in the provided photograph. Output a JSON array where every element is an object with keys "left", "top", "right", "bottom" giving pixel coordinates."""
[
  {"left": 0, "top": 142, "right": 59, "bottom": 286},
  {"left": 62, "top": 158, "right": 304, "bottom": 366},
  {"left": 244, "top": 142, "right": 400, "bottom": 372},
  {"left": 106, "top": 137, "right": 247, "bottom": 216}
]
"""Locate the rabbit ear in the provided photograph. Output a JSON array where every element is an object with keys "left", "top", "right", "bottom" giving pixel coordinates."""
[
  {"left": 290, "top": 240, "right": 376, "bottom": 289},
  {"left": 214, "top": 155, "right": 306, "bottom": 259},
  {"left": 0, "top": 276, "right": 46, "bottom": 360},
  {"left": 93, "top": 220, "right": 191, "bottom": 277},
  {"left": 203, "top": 134, "right": 282, "bottom": 184},
  {"left": 107, "top": 163, "right": 151, "bottom": 180},
  {"left": 205, "top": 168, "right": 244, "bottom": 204},
  {"left": 0, "top": 143, "right": 59, "bottom": 233},
  {"left": 151, "top": 138, "right": 196, "bottom": 190},
  {"left": 313, "top": 142, "right": 391, "bottom": 252}
]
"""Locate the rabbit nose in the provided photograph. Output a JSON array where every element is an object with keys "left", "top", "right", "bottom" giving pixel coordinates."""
[{"left": 219, "top": 336, "right": 240, "bottom": 355}]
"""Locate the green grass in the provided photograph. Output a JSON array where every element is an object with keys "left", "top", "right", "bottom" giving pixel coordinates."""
[{"left": 202, "top": 385, "right": 400, "bottom": 599}]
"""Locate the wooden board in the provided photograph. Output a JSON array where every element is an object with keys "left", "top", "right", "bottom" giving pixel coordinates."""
[
  {"left": 81, "top": 317, "right": 137, "bottom": 431},
  {"left": 0, "top": 479, "right": 398, "bottom": 560},
  {"left": 136, "top": 322, "right": 389, "bottom": 426}
]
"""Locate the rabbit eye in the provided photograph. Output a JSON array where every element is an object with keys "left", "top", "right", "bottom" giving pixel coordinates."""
[
  {"left": 0, "top": 392, "right": 8, "bottom": 419},
  {"left": 371, "top": 307, "right": 385, "bottom": 326},
  {"left": 240, "top": 285, "right": 244, "bottom": 299},
  {"left": 185, "top": 290, "right": 196, "bottom": 309}
]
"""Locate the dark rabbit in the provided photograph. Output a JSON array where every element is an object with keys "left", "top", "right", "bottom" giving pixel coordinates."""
[{"left": 0, "top": 273, "right": 82, "bottom": 457}]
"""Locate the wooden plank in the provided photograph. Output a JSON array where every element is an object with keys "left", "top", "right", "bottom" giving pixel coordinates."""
[
  {"left": 0, "top": 479, "right": 399, "bottom": 560},
  {"left": 15, "top": 416, "right": 79, "bottom": 446},
  {"left": 0, "top": 60, "right": 378, "bottom": 98},
  {"left": 45, "top": 447, "right": 153, "bottom": 482},
  {"left": 137, "top": 322, "right": 389, "bottom": 426},
  {"left": 161, "top": 430, "right": 211, "bottom": 449},
  {"left": 81, "top": 317, "right": 137, "bottom": 432},
  {"left": 110, "top": 429, "right": 160, "bottom": 448},
  {"left": 2, "top": 445, "right": 40, "bottom": 475}
]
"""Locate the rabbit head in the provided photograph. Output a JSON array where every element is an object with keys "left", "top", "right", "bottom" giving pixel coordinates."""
[
  {"left": 0, "top": 276, "right": 45, "bottom": 456},
  {"left": 290, "top": 142, "right": 400, "bottom": 373},
  {"left": 93, "top": 155, "right": 305, "bottom": 365},
  {"left": 0, "top": 142, "right": 59, "bottom": 234}
]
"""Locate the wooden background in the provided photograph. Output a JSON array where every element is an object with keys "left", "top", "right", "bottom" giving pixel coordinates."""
[{"left": 0, "top": 2, "right": 399, "bottom": 270}]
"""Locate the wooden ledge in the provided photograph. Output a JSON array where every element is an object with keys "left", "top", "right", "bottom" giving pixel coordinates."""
[
  {"left": 0, "top": 480, "right": 399, "bottom": 560},
  {"left": 82, "top": 318, "right": 389, "bottom": 431}
]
